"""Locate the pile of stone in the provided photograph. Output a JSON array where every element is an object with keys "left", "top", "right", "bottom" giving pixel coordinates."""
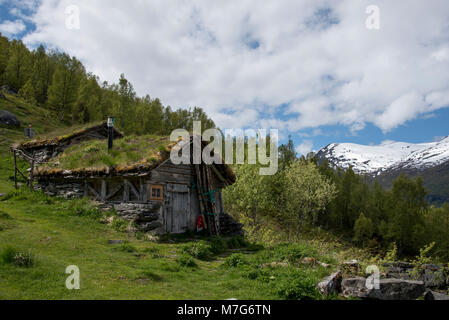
[{"left": 318, "top": 260, "right": 449, "bottom": 300}]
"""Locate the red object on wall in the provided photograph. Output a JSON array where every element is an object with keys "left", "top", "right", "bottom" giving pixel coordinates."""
[{"left": 197, "top": 215, "right": 204, "bottom": 231}]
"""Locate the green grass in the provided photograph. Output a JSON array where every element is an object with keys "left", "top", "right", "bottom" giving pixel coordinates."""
[
  {"left": 38, "top": 134, "right": 171, "bottom": 171},
  {"left": 0, "top": 188, "right": 336, "bottom": 300}
]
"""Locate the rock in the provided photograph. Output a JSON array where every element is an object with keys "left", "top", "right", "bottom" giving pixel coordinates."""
[
  {"left": 261, "top": 261, "right": 289, "bottom": 268},
  {"left": 342, "top": 277, "right": 426, "bottom": 300},
  {"left": 340, "top": 259, "right": 361, "bottom": 276},
  {"left": 300, "top": 257, "right": 316, "bottom": 265},
  {"left": 138, "top": 221, "right": 163, "bottom": 232},
  {"left": 0, "top": 193, "right": 4, "bottom": 198},
  {"left": 0, "top": 110, "right": 20, "bottom": 127},
  {"left": 422, "top": 268, "right": 446, "bottom": 288},
  {"left": 108, "top": 240, "right": 124, "bottom": 244},
  {"left": 318, "top": 271, "right": 342, "bottom": 296},
  {"left": 372, "top": 279, "right": 426, "bottom": 300},
  {"left": 341, "top": 277, "right": 370, "bottom": 298},
  {"left": 424, "top": 290, "right": 449, "bottom": 300}
]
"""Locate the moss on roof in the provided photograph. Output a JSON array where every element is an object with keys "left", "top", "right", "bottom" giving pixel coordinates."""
[
  {"left": 36, "top": 134, "right": 174, "bottom": 177},
  {"left": 14, "top": 121, "right": 124, "bottom": 151},
  {"left": 35, "top": 134, "right": 236, "bottom": 184}
]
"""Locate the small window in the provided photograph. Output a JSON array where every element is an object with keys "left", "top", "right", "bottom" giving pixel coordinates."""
[{"left": 150, "top": 184, "right": 163, "bottom": 201}]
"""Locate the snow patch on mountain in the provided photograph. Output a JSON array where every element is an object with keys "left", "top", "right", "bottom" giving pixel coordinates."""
[{"left": 317, "top": 136, "right": 449, "bottom": 175}]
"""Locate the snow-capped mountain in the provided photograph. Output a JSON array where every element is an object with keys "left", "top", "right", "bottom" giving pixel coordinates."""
[{"left": 317, "top": 136, "right": 449, "bottom": 176}]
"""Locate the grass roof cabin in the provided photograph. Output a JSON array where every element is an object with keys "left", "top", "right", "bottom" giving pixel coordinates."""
[{"left": 19, "top": 126, "right": 238, "bottom": 236}]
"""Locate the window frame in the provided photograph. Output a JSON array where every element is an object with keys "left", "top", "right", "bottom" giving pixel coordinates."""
[{"left": 150, "top": 184, "right": 164, "bottom": 201}]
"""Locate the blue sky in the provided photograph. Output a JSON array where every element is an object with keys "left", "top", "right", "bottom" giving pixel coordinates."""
[{"left": 1, "top": 0, "right": 449, "bottom": 153}]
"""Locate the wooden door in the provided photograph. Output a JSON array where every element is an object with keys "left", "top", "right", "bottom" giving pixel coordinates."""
[{"left": 165, "top": 184, "right": 190, "bottom": 233}]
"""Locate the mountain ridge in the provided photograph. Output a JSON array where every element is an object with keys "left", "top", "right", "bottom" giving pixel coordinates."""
[{"left": 316, "top": 136, "right": 449, "bottom": 205}]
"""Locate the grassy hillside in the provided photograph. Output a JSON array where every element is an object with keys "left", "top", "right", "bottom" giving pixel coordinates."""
[
  {"left": 0, "top": 189, "right": 357, "bottom": 300},
  {"left": 0, "top": 93, "right": 69, "bottom": 193}
]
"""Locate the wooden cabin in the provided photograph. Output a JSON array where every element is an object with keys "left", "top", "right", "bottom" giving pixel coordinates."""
[{"left": 13, "top": 125, "right": 239, "bottom": 235}]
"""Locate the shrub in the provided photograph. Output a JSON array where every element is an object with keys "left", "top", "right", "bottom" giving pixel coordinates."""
[
  {"left": 223, "top": 253, "right": 247, "bottom": 268},
  {"left": 0, "top": 247, "right": 34, "bottom": 267},
  {"left": 69, "top": 199, "right": 102, "bottom": 219},
  {"left": 209, "top": 237, "right": 227, "bottom": 254},
  {"left": 276, "top": 270, "right": 319, "bottom": 300},
  {"left": 226, "top": 236, "right": 248, "bottom": 249},
  {"left": 182, "top": 241, "right": 212, "bottom": 260},
  {"left": 177, "top": 254, "right": 197, "bottom": 267},
  {"left": 111, "top": 217, "right": 129, "bottom": 232},
  {"left": 270, "top": 243, "right": 316, "bottom": 264}
]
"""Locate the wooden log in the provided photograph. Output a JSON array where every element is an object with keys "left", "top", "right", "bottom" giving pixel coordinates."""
[
  {"left": 101, "top": 180, "right": 106, "bottom": 201},
  {"left": 13, "top": 150, "right": 17, "bottom": 189},
  {"left": 123, "top": 180, "right": 130, "bottom": 201},
  {"left": 29, "top": 158, "right": 34, "bottom": 191},
  {"left": 105, "top": 183, "right": 122, "bottom": 200}
]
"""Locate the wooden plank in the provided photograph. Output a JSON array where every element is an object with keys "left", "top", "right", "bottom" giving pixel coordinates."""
[
  {"left": 29, "top": 158, "right": 34, "bottom": 191},
  {"left": 106, "top": 183, "right": 122, "bottom": 200},
  {"left": 123, "top": 180, "right": 129, "bottom": 201},
  {"left": 13, "top": 150, "right": 17, "bottom": 189},
  {"left": 126, "top": 180, "right": 140, "bottom": 200},
  {"left": 101, "top": 180, "right": 106, "bottom": 201},
  {"left": 87, "top": 183, "right": 100, "bottom": 200}
]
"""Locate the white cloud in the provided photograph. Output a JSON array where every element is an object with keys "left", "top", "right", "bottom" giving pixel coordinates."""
[
  {"left": 296, "top": 140, "right": 314, "bottom": 156},
  {"left": 0, "top": 19, "right": 26, "bottom": 36},
  {"left": 18, "top": 0, "right": 449, "bottom": 134}
]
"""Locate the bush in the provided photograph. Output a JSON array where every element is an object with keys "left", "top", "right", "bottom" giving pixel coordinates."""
[
  {"left": 111, "top": 217, "right": 129, "bottom": 232},
  {"left": 226, "top": 236, "right": 248, "bottom": 249},
  {"left": 182, "top": 241, "right": 212, "bottom": 260},
  {"left": 69, "top": 199, "right": 102, "bottom": 219},
  {"left": 0, "top": 246, "right": 34, "bottom": 267},
  {"left": 270, "top": 243, "right": 316, "bottom": 264},
  {"left": 223, "top": 253, "right": 247, "bottom": 268},
  {"left": 209, "top": 237, "right": 227, "bottom": 254},
  {"left": 177, "top": 254, "right": 197, "bottom": 267},
  {"left": 276, "top": 270, "right": 319, "bottom": 300}
]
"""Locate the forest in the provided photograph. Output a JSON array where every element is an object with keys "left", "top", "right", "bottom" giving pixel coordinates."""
[
  {"left": 0, "top": 34, "right": 215, "bottom": 135},
  {"left": 223, "top": 136, "right": 449, "bottom": 261}
]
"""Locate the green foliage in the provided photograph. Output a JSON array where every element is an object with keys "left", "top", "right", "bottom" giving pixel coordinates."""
[
  {"left": 223, "top": 253, "right": 247, "bottom": 268},
  {"left": 176, "top": 254, "right": 197, "bottom": 268},
  {"left": 0, "top": 246, "right": 34, "bottom": 267},
  {"left": 408, "top": 242, "right": 436, "bottom": 280},
  {"left": 111, "top": 217, "right": 129, "bottom": 232},
  {"left": 209, "top": 236, "right": 227, "bottom": 254},
  {"left": 182, "top": 241, "right": 212, "bottom": 260},
  {"left": 353, "top": 213, "right": 374, "bottom": 246},
  {"left": 275, "top": 269, "right": 320, "bottom": 300}
]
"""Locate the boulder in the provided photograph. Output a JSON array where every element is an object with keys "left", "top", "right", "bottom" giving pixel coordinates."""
[
  {"left": 341, "top": 277, "right": 370, "bottom": 298},
  {"left": 0, "top": 85, "right": 16, "bottom": 94},
  {"left": 0, "top": 110, "right": 20, "bottom": 127},
  {"left": 342, "top": 277, "right": 426, "bottom": 300},
  {"left": 318, "top": 271, "right": 342, "bottom": 296},
  {"left": 424, "top": 290, "right": 449, "bottom": 300},
  {"left": 340, "top": 259, "right": 361, "bottom": 276},
  {"left": 138, "top": 221, "right": 163, "bottom": 232},
  {"left": 371, "top": 279, "right": 426, "bottom": 300},
  {"left": 108, "top": 240, "right": 124, "bottom": 244},
  {"left": 422, "top": 268, "right": 446, "bottom": 288}
]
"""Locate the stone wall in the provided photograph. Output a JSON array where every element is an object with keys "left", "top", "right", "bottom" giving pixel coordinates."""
[{"left": 35, "top": 181, "right": 84, "bottom": 199}]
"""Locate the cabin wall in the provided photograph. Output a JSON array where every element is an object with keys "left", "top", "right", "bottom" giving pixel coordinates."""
[{"left": 35, "top": 161, "right": 227, "bottom": 235}]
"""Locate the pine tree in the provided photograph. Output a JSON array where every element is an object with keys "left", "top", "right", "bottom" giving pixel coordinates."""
[
  {"left": 18, "top": 78, "right": 36, "bottom": 104},
  {"left": 47, "top": 54, "right": 85, "bottom": 121},
  {"left": 4, "top": 39, "right": 32, "bottom": 91}
]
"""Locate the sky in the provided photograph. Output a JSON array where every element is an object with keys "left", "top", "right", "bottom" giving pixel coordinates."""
[{"left": 1, "top": 0, "right": 449, "bottom": 155}]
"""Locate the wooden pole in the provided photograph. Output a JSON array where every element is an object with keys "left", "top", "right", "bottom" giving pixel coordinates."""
[
  {"left": 29, "top": 158, "right": 34, "bottom": 191},
  {"left": 13, "top": 150, "right": 17, "bottom": 189}
]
